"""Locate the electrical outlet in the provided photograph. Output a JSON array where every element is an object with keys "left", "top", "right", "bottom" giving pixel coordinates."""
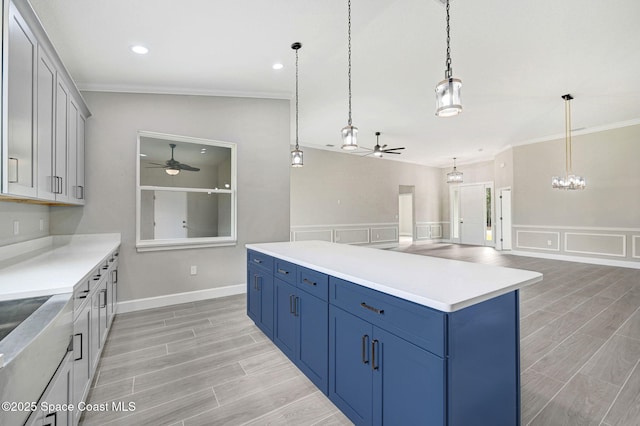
[
  {"left": 13, "top": 221, "right": 19, "bottom": 235},
  {"left": 547, "top": 240, "right": 552, "bottom": 246},
  {"left": 190, "top": 265, "right": 197, "bottom": 275}
]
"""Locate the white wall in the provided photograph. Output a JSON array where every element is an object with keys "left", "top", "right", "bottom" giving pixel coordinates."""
[
  {"left": 50, "top": 92, "right": 291, "bottom": 302},
  {"left": 290, "top": 147, "right": 443, "bottom": 245}
]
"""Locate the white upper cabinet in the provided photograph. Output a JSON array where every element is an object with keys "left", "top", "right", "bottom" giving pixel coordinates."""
[
  {"left": 2, "top": 0, "right": 90, "bottom": 205},
  {"left": 4, "top": 1, "right": 38, "bottom": 198}
]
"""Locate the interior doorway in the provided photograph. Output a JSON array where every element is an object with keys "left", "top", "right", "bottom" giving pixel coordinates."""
[
  {"left": 398, "top": 186, "right": 415, "bottom": 245},
  {"left": 154, "top": 191, "right": 188, "bottom": 239},
  {"left": 496, "top": 188, "right": 512, "bottom": 250},
  {"left": 450, "top": 182, "right": 494, "bottom": 247}
]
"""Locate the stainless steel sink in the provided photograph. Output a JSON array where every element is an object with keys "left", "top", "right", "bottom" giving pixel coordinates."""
[{"left": 0, "top": 296, "right": 51, "bottom": 341}]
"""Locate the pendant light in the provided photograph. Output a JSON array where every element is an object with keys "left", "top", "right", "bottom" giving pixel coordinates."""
[
  {"left": 446, "top": 157, "right": 463, "bottom": 183},
  {"left": 435, "top": 0, "right": 462, "bottom": 117},
  {"left": 552, "top": 94, "right": 586, "bottom": 190},
  {"left": 341, "top": 0, "right": 358, "bottom": 150},
  {"left": 290, "top": 42, "right": 304, "bottom": 167}
]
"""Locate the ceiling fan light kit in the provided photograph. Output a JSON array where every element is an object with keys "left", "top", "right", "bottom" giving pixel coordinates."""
[
  {"left": 435, "top": 0, "right": 462, "bottom": 117},
  {"left": 148, "top": 143, "right": 201, "bottom": 175},
  {"left": 291, "top": 42, "right": 304, "bottom": 167},
  {"left": 341, "top": 0, "right": 359, "bottom": 150},
  {"left": 552, "top": 94, "right": 586, "bottom": 190}
]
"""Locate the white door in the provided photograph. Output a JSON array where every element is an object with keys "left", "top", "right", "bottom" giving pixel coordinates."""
[
  {"left": 459, "top": 184, "right": 486, "bottom": 246},
  {"left": 398, "top": 193, "right": 413, "bottom": 237},
  {"left": 499, "top": 189, "right": 512, "bottom": 250},
  {"left": 154, "top": 191, "right": 188, "bottom": 239}
]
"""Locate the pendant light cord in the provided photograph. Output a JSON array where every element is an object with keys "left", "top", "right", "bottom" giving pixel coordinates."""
[
  {"left": 295, "top": 47, "right": 300, "bottom": 149},
  {"left": 566, "top": 97, "right": 572, "bottom": 173},
  {"left": 347, "top": 0, "right": 352, "bottom": 126},
  {"left": 445, "top": 0, "right": 452, "bottom": 79}
]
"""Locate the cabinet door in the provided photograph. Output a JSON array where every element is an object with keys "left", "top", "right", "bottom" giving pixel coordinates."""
[
  {"left": 36, "top": 47, "right": 56, "bottom": 201},
  {"left": 297, "top": 289, "right": 328, "bottom": 394},
  {"left": 247, "top": 265, "right": 261, "bottom": 325},
  {"left": 90, "top": 282, "right": 101, "bottom": 371},
  {"left": 76, "top": 113, "right": 86, "bottom": 203},
  {"left": 54, "top": 76, "right": 70, "bottom": 203},
  {"left": 41, "top": 351, "right": 72, "bottom": 426},
  {"left": 73, "top": 300, "right": 91, "bottom": 425},
  {"left": 67, "top": 99, "right": 79, "bottom": 204},
  {"left": 329, "top": 305, "right": 373, "bottom": 425},
  {"left": 373, "top": 328, "right": 445, "bottom": 426},
  {"left": 273, "top": 278, "right": 296, "bottom": 359},
  {"left": 5, "top": 2, "right": 38, "bottom": 197},
  {"left": 99, "top": 278, "right": 109, "bottom": 345}
]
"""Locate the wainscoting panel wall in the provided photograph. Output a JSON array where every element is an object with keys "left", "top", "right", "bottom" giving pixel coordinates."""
[
  {"left": 291, "top": 223, "right": 399, "bottom": 248},
  {"left": 512, "top": 225, "right": 640, "bottom": 266},
  {"left": 415, "top": 222, "right": 448, "bottom": 241}
]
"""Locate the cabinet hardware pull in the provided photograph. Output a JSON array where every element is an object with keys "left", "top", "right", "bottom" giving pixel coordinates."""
[
  {"left": 361, "top": 335, "right": 369, "bottom": 364},
  {"left": 294, "top": 296, "right": 299, "bottom": 317},
  {"left": 78, "top": 295, "right": 87, "bottom": 300},
  {"left": 372, "top": 339, "right": 379, "bottom": 370},
  {"left": 253, "top": 258, "right": 262, "bottom": 264},
  {"left": 277, "top": 268, "right": 289, "bottom": 275},
  {"left": 360, "top": 302, "right": 384, "bottom": 315},
  {"left": 100, "top": 289, "right": 107, "bottom": 308},
  {"left": 74, "top": 333, "right": 83, "bottom": 361},
  {"left": 289, "top": 294, "right": 295, "bottom": 314},
  {"left": 254, "top": 275, "right": 260, "bottom": 290},
  {"left": 8, "top": 157, "right": 18, "bottom": 183},
  {"left": 43, "top": 411, "right": 57, "bottom": 426},
  {"left": 112, "top": 270, "right": 118, "bottom": 284},
  {"left": 302, "top": 278, "right": 317, "bottom": 286}
]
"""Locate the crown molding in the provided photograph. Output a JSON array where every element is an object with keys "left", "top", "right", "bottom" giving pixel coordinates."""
[{"left": 78, "top": 83, "right": 292, "bottom": 100}]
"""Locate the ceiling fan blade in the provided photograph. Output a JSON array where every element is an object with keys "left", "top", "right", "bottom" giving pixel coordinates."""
[
  {"left": 148, "top": 162, "right": 167, "bottom": 166},
  {"left": 381, "top": 144, "right": 387, "bottom": 149},
  {"left": 382, "top": 147, "right": 405, "bottom": 152},
  {"left": 145, "top": 166, "right": 167, "bottom": 168},
  {"left": 384, "top": 151, "right": 402, "bottom": 154},
  {"left": 178, "top": 163, "right": 200, "bottom": 171}
]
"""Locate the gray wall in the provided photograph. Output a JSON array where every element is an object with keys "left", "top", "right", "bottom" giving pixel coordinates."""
[
  {"left": 512, "top": 124, "right": 640, "bottom": 262},
  {"left": 290, "top": 147, "right": 442, "bottom": 244},
  {"left": 50, "top": 92, "right": 291, "bottom": 302},
  {"left": 0, "top": 203, "right": 50, "bottom": 246}
]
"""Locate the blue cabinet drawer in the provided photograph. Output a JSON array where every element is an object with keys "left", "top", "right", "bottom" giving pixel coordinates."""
[
  {"left": 274, "top": 259, "right": 297, "bottom": 284},
  {"left": 248, "top": 250, "right": 274, "bottom": 273},
  {"left": 329, "top": 277, "right": 445, "bottom": 357},
  {"left": 297, "top": 267, "right": 329, "bottom": 301}
]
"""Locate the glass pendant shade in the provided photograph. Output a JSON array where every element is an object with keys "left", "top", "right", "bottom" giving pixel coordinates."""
[
  {"left": 435, "top": 78, "right": 462, "bottom": 117},
  {"left": 552, "top": 94, "right": 585, "bottom": 190},
  {"left": 446, "top": 157, "right": 463, "bottom": 183},
  {"left": 165, "top": 168, "right": 180, "bottom": 176},
  {"left": 291, "top": 148, "right": 303, "bottom": 167},
  {"left": 341, "top": 124, "right": 358, "bottom": 150},
  {"left": 551, "top": 174, "right": 585, "bottom": 190}
]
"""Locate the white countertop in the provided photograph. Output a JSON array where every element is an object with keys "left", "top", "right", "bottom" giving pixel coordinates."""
[
  {"left": 0, "top": 234, "right": 121, "bottom": 301},
  {"left": 246, "top": 241, "right": 543, "bottom": 312}
]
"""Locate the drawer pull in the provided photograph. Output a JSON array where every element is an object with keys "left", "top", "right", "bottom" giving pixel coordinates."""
[
  {"left": 361, "top": 302, "right": 384, "bottom": 315},
  {"left": 277, "top": 268, "right": 289, "bottom": 275},
  {"left": 361, "top": 334, "right": 370, "bottom": 365},
  {"left": 372, "top": 339, "right": 380, "bottom": 370},
  {"left": 302, "top": 278, "right": 317, "bottom": 286},
  {"left": 44, "top": 411, "right": 57, "bottom": 426},
  {"left": 253, "top": 258, "right": 262, "bottom": 264}
]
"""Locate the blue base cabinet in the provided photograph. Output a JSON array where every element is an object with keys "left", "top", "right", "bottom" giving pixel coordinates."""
[{"left": 247, "top": 249, "right": 521, "bottom": 426}]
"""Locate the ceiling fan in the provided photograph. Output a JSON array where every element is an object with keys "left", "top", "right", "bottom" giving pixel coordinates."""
[
  {"left": 147, "top": 143, "right": 200, "bottom": 175},
  {"left": 362, "top": 132, "right": 405, "bottom": 158}
]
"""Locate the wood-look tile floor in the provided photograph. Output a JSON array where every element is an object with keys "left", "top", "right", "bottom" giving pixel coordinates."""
[{"left": 80, "top": 244, "right": 640, "bottom": 426}]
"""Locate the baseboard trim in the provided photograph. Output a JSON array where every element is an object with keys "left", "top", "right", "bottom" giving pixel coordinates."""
[
  {"left": 508, "top": 250, "right": 640, "bottom": 270},
  {"left": 116, "top": 284, "right": 246, "bottom": 314}
]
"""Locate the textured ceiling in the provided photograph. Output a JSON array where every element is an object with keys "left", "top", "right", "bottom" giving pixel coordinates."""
[{"left": 29, "top": 0, "right": 640, "bottom": 167}]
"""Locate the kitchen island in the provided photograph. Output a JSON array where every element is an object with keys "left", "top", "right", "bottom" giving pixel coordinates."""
[{"left": 246, "top": 241, "right": 543, "bottom": 426}]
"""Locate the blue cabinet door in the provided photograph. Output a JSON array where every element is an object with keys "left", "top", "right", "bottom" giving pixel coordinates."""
[
  {"left": 247, "top": 265, "right": 274, "bottom": 339},
  {"left": 247, "top": 265, "right": 261, "bottom": 324},
  {"left": 273, "top": 278, "right": 297, "bottom": 359},
  {"left": 297, "top": 289, "right": 329, "bottom": 394},
  {"left": 329, "top": 305, "right": 373, "bottom": 425},
  {"left": 373, "top": 328, "right": 445, "bottom": 426}
]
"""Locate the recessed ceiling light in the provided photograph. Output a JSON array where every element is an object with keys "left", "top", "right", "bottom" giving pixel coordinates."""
[
  {"left": 272, "top": 63, "right": 284, "bottom": 70},
  {"left": 131, "top": 45, "right": 149, "bottom": 55}
]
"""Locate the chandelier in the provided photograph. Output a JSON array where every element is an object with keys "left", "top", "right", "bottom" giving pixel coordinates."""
[
  {"left": 446, "top": 157, "right": 463, "bottom": 183},
  {"left": 552, "top": 94, "right": 586, "bottom": 190}
]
